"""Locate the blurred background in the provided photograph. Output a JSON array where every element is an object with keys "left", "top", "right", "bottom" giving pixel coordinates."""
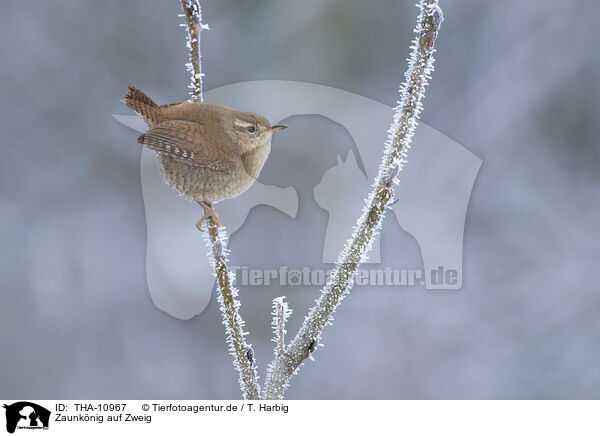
[{"left": 1, "top": 0, "right": 599, "bottom": 399}]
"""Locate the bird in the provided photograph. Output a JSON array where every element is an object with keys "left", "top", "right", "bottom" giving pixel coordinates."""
[{"left": 123, "top": 85, "right": 287, "bottom": 229}]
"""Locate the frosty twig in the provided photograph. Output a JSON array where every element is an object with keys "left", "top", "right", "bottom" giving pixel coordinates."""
[
  {"left": 180, "top": 0, "right": 208, "bottom": 102},
  {"left": 271, "top": 297, "right": 292, "bottom": 358},
  {"left": 180, "top": 0, "right": 443, "bottom": 399},
  {"left": 203, "top": 224, "right": 261, "bottom": 399},
  {"left": 263, "top": 0, "right": 443, "bottom": 400},
  {"left": 181, "top": 0, "right": 260, "bottom": 399}
]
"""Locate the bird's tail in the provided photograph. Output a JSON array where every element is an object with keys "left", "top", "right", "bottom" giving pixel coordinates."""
[{"left": 124, "top": 85, "right": 162, "bottom": 125}]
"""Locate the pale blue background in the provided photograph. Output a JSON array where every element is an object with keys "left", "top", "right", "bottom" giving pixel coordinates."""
[{"left": 1, "top": 1, "right": 599, "bottom": 399}]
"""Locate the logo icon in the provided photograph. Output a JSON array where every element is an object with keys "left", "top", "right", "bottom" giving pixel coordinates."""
[{"left": 3, "top": 402, "right": 50, "bottom": 433}]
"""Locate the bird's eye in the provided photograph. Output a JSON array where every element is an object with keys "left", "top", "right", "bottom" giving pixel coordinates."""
[{"left": 246, "top": 126, "right": 256, "bottom": 133}]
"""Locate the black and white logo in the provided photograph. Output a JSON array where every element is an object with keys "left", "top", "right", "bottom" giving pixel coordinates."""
[{"left": 3, "top": 402, "right": 50, "bottom": 434}]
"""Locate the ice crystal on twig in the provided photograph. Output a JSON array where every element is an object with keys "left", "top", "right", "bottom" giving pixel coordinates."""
[{"left": 271, "top": 297, "right": 292, "bottom": 358}]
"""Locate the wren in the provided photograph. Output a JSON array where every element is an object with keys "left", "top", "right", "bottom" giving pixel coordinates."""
[{"left": 124, "top": 86, "right": 287, "bottom": 229}]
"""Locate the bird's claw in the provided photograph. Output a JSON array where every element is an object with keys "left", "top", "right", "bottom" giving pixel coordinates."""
[{"left": 196, "top": 201, "right": 222, "bottom": 231}]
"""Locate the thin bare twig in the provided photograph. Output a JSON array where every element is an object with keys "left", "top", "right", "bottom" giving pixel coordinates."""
[
  {"left": 180, "top": 0, "right": 261, "bottom": 399},
  {"left": 271, "top": 297, "right": 292, "bottom": 358},
  {"left": 179, "top": 0, "right": 443, "bottom": 399},
  {"left": 263, "top": 0, "right": 444, "bottom": 399},
  {"left": 203, "top": 223, "right": 261, "bottom": 399},
  {"left": 180, "top": 0, "right": 208, "bottom": 102}
]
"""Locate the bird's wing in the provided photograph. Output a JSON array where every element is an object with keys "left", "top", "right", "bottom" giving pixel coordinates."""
[{"left": 138, "top": 120, "right": 236, "bottom": 171}]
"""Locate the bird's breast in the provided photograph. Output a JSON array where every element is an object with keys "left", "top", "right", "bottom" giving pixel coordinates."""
[
  {"left": 241, "top": 139, "right": 272, "bottom": 180},
  {"left": 157, "top": 139, "right": 271, "bottom": 203}
]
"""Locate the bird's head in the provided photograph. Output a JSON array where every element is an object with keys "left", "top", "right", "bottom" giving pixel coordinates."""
[{"left": 231, "top": 111, "right": 287, "bottom": 152}]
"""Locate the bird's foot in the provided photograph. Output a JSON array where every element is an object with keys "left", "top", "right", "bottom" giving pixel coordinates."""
[{"left": 196, "top": 201, "right": 222, "bottom": 231}]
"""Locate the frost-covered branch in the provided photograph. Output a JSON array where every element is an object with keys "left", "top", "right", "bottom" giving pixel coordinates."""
[
  {"left": 180, "top": 0, "right": 209, "bottom": 102},
  {"left": 271, "top": 297, "right": 292, "bottom": 358},
  {"left": 263, "top": 0, "right": 443, "bottom": 400},
  {"left": 180, "top": 1, "right": 260, "bottom": 399},
  {"left": 202, "top": 224, "right": 261, "bottom": 399},
  {"left": 178, "top": 0, "right": 442, "bottom": 400}
]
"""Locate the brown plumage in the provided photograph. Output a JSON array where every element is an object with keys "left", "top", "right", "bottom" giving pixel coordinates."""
[{"left": 124, "top": 85, "right": 287, "bottom": 227}]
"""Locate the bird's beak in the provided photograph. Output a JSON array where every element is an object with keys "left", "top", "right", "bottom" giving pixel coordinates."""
[{"left": 270, "top": 125, "right": 288, "bottom": 131}]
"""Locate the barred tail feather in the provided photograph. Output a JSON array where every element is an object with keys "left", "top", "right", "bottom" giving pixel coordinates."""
[{"left": 124, "top": 85, "right": 161, "bottom": 125}]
